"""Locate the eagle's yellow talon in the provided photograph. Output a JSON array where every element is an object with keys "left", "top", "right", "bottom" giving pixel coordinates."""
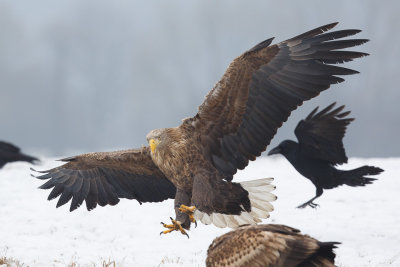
[
  {"left": 160, "top": 217, "right": 189, "bottom": 238},
  {"left": 160, "top": 228, "right": 176, "bottom": 235},
  {"left": 179, "top": 205, "right": 197, "bottom": 224},
  {"left": 179, "top": 204, "right": 196, "bottom": 213}
]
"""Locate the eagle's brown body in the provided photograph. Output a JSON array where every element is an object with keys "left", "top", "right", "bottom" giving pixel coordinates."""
[
  {"left": 148, "top": 126, "right": 199, "bottom": 191},
  {"left": 147, "top": 124, "right": 254, "bottom": 226},
  {"left": 33, "top": 22, "right": 368, "bottom": 231}
]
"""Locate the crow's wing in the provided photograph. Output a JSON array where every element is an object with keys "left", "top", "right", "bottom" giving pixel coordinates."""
[
  {"left": 295, "top": 102, "right": 354, "bottom": 165},
  {"left": 32, "top": 146, "right": 176, "bottom": 211}
]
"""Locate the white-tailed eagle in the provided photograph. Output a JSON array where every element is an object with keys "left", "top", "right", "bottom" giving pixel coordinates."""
[{"left": 33, "top": 23, "right": 368, "bottom": 236}]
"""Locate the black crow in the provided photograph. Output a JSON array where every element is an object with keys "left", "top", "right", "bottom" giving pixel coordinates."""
[
  {"left": 0, "top": 141, "right": 39, "bottom": 169},
  {"left": 268, "top": 103, "right": 383, "bottom": 208}
]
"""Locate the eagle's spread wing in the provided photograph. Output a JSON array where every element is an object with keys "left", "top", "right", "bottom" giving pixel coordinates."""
[
  {"left": 295, "top": 102, "right": 354, "bottom": 165},
  {"left": 32, "top": 147, "right": 176, "bottom": 211},
  {"left": 206, "top": 224, "right": 339, "bottom": 267},
  {"left": 186, "top": 22, "right": 367, "bottom": 178}
]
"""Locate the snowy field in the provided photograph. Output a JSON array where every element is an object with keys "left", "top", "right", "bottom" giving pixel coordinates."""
[{"left": 0, "top": 156, "right": 399, "bottom": 267}]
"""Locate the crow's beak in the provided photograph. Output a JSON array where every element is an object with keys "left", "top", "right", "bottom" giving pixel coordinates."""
[{"left": 268, "top": 146, "right": 281, "bottom": 156}]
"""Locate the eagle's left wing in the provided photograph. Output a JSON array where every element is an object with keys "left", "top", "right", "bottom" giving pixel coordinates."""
[
  {"left": 32, "top": 147, "right": 176, "bottom": 211},
  {"left": 294, "top": 102, "right": 354, "bottom": 165}
]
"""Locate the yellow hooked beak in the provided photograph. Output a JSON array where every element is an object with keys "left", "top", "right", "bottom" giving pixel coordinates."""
[{"left": 149, "top": 138, "right": 159, "bottom": 153}]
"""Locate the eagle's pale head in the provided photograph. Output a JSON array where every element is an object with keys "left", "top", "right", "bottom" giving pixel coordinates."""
[{"left": 146, "top": 128, "right": 166, "bottom": 153}]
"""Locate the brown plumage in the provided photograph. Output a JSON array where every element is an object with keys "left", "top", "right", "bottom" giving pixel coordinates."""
[
  {"left": 33, "top": 23, "right": 368, "bottom": 232},
  {"left": 33, "top": 147, "right": 176, "bottom": 211},
  {"left": 206, "top": 224, "right": 340, "bottom": 267}
]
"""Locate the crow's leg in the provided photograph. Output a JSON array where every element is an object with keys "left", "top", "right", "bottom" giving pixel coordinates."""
[{"left": 297, "top": 187, "right": 323, "bottom": 209}]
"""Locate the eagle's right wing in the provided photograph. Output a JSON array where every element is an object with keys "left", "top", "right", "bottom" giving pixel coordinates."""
[
  {"left": 32, "top": 146, "right": 176, "bottom": 211},
  {"left": 294, "top": 102, "right": 354, "bottom": 165},
  {"left": 186, "top": 22, "right": 368, "bottom": 178}
]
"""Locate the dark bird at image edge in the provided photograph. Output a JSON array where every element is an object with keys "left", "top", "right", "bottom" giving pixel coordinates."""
[{"left": 0, "top": 141, "right": 39, "bottom": 169}]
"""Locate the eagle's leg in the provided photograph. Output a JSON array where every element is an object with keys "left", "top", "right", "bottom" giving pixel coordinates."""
[
  {"left": 160, "top": 217, "right": 189, "bottom": 238},
  {"left": 160, "top": 189, "right": 193, "bottom": 237},
  {"left": 179, "top": 204, "right": 197, "bottom": 225},
  {"left": 174, "top": 189, "right": 195, "bottom": 229},
  {"left": 297, "top": 187, "right": 323, "bottom": 209}
]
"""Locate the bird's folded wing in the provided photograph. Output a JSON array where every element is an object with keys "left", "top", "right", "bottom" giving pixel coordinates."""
[
  {"left": 184, "top": 22, "right": 368, "bottom": 178},
  {"left": 206, "top": 225, "right": 298, "bottom": 267},
  {"left": 295, "top": 102, "right": 354, "bottom": 165},
  {"left": 32, "top": 146, "right": 176, "bottom": 211},
  {"left": 207, "top": 224, "right": 338, "bottom": 267}
]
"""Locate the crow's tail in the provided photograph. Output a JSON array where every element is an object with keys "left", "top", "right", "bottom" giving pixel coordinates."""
[{"left": 340, "top": 165, "right": 383, "bottom": 187}]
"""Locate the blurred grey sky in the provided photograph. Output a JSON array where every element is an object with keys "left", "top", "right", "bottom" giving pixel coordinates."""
[{"left": 0, "top": 0, "right": 399, "bottom": 157}]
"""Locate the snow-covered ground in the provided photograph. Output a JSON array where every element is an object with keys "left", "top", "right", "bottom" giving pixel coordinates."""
[{"left": 0, "top": 156, "right": 398, "bottom": 267}]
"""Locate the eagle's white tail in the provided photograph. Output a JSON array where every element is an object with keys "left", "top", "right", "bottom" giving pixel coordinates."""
[{"left": 193, "top": 178, "right": 276, "bottom": 228}]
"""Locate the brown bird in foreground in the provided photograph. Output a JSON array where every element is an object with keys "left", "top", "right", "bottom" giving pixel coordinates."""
[
  {"left": 206, "top": 224, "right": 340, "bottom": 267},
  {"left": 32, "top": 22, "right": 368, "bottom": 237},
  {"left": 0, "top": 141, "right": 39, "bottom": 169}
]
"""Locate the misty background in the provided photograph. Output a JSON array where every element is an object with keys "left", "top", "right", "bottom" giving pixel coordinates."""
[{"left": 0, "top": 0, "right": 398, "bottom": 157}]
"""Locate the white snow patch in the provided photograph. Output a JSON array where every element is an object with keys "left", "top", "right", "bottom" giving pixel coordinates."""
[{"left": 0, "top": 157, "right": 399, "bottom": 266}]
